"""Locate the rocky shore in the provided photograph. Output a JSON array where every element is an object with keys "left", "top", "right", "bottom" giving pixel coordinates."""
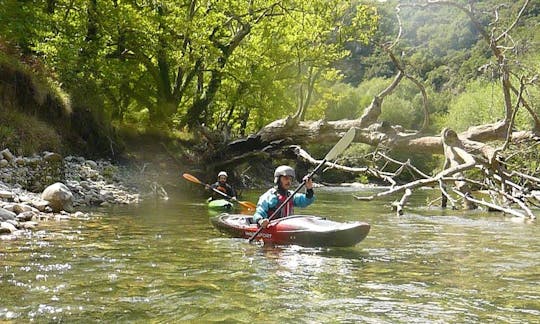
[{"left": 0, "top": 148, "right": 141, "bottom": 240}]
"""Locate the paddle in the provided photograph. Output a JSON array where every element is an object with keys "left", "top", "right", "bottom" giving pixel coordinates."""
[
  {"left": 248, "top": 127, "right": 356, "bottom": 243},
  {"left": 182, "top": 173, "right": 257, "bottom": 210}
]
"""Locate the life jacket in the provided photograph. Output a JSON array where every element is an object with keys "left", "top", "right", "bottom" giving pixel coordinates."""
[
  {"left": 215, "top": 184, "right": 227, "bottom": 193},
  {"left": 267, "top": 188, "right": 294, "bottom": 219}
]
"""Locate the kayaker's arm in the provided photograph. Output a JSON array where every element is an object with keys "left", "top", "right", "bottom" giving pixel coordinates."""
[
  {"left": 293, "top": 191, "right": 315, "bottom": 207},
  {"left": 293, "top": 176, "right": 315, "bottom": 207},
  {"left": 253, "top": 190, "right": 278, "bottom": 225},
  {"left": 227, "top": 184, "right": 237, "bottom": 200}
]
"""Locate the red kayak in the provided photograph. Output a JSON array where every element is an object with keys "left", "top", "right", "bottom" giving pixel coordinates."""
[{"left": 211, "top": 214, "right": 370, "bottom": 247}]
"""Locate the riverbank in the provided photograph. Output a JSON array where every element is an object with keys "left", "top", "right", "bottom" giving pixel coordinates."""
[{"left": 0, "top": 148, "right": 141, "bottom": 240}]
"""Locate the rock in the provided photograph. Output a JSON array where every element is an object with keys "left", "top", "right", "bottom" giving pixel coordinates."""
[
  {"left": 0, "top": 208, "right": 16, "bottom": 221},
  {"left": 41, "top": 182, "right": 74, "bottom": 212},
  {"left": 5, "top": 219, "right": 18, "bottom": 228},
  {"left": 30, "top": 199, "right": 49, "bottom": 212},
  {"left": 0, "top": 221, "right": 17, "bottom": 234},
  {"left": 1, "top": 204, "right": 15, "bottom": 212},
  {"left": 16, "top": 211, "right": 37, "bottom": 222},
  {"left": 0, "top": 190, "right": 15, "bottom": 200},
  {"left": 72, "top": 211, "right": 86, "bottom": 218},
  {"left": 37, "top": 213, "right": 51, "bottom": 221},
  {"left": 12, "top": 204, "right": 35, "bottom": 214},
  {"left": 85, "top": 160, "right": 98, "bottom": 169},
  {"left": 43, "top": 152, "right": 63, "bottom": 163},
  {"left": 54, "top": 214, "right": 71, "bottom": 221},
  {"left": 21, "top": 221, "right": 38, "bottom": 229},
  {"left": 0, "top": 149, "right": 14, "bottom": 162},
  {"left": 0, "top": 159, "right": 8, "bottom": 168}
]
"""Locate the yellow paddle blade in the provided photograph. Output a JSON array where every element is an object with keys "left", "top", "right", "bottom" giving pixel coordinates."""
[
  {"left": 182, "top": 173, "right": 203, "bottom": 185},
  {"left": 238, "top": 200, "right": 257, "bottom": 210}
]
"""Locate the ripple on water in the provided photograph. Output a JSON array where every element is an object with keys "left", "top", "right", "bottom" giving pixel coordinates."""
[{"left": 1, "top": 189, "right": 539, "bottom": 322}]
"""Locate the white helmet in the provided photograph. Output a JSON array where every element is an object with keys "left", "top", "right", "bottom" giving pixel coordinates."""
[
  {"left": 274, "top": 165, "right": 295, "bottom": 184},
  {"left": 217, "top": 171, "right": 228, "bottom": 178}
]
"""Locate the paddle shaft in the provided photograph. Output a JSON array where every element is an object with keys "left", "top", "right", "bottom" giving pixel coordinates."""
[
  {"left": 248, "top": 159, "right": 326, "bottom": 243},
  {"left": 207, "top": 185, "right": 256, "bottom": 209},
  {"left": 209, "top": 185, "right": 234, "bottom": 200}
]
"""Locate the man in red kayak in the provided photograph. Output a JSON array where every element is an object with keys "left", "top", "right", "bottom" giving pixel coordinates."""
[
  {"left": 253, "top": 165, "right": 314, "bottom": 228},
  {"left": 206, "top": 171, "right": 237, "bottom": 201}
]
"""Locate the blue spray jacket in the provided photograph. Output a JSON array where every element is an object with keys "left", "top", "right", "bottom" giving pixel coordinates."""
[{"left": 253, "top": 188, "right": 315, "bottom": 224}]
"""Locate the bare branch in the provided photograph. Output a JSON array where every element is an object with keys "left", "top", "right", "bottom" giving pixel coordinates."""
[
  {"left": 452, "top": 189, "right": 527, "bottom": 218},
  {"left": 495, "top": 0, "right": 531, "bottom": 42},
  {"left": 392, "top": 189, "right": 412, "bottom": 216}
]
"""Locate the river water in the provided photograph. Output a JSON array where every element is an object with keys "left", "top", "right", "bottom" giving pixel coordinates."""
[{"left": 1, "top": 186, "right": 539, "bottom": 322}]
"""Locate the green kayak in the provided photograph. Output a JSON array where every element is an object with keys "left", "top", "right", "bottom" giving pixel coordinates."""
[{"left": 208, "top": 199, "right": 234, "bottom": 210}]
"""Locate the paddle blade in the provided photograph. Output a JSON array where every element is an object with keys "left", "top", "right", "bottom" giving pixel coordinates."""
[
  {"left": 238, "top": 200, "right": 257, "bottom": 210},
  {"left": 182, "top": 173, "right": 203, "bottom": 185},
  {"left": 324, "top": 128, "right": 356, "bottom": 161}
]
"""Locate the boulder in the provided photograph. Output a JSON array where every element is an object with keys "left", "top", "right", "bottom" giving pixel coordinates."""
[
  {"left": 16, "top": 211, "right": 38, "bottom": 222},
  {"left": 0, "top": 208, "right": 16, "bottom": 221},
  {"left": 43, "top": 152, "right": 63, "bottom": 163},
  {"left": 41, "top": 182, "right": 74, "bottom": 212},
  {"left": 0, "top": 221, "right": 17, "bottom": 234},
  {"left": 30, "top": 199, "right": 50, "bottom": 212},
  {"left": 0, "top": 149, "right": 14, "bottom": 162},
  {"left": 0, "top": 190, "right": 15, "bottom": 200}
]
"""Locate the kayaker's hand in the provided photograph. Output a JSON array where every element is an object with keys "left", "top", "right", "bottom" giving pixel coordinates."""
[
  {"left": 304, "top": 176, "right": 313, "bottom": 190},
  {"left": 259, "top": 218, "right": 269, "bottom": 229},
  {"left": 205, "top": 184, "right": 211, "bottom": 190}
]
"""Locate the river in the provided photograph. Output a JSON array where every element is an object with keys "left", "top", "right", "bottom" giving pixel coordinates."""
[{"left": 1, "top": 186, "right": 538, "bottom": 322}]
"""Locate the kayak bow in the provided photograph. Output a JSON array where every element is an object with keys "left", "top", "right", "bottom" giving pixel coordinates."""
[{"left": 208, "top": 199, "right": 234, "bottom": 211}]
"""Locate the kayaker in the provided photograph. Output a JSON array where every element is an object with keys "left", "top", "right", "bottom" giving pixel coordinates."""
[
  {"left": 206, "top": 171, "right": 237, "bottom": 201},
  {"left": 253, "top": 165, "right": 314, "bottom": 228}
]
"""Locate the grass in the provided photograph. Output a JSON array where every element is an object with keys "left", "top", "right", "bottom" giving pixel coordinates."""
[{"left": 0, "top": 108, "right": 63, "bottom": 156}]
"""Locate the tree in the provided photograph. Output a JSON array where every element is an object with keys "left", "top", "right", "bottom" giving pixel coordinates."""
[
  {"left": 1, "top": 0, "right": 378, "bottom": 133},
  {"left": 217, "top": 0, "right": 539, "bottom": 219}
]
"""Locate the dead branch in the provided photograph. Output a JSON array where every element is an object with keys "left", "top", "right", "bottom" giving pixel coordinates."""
[
  {"left": 452, "top": 189, "right": 527, "bottom": 218},
  {"left": 392, "top": 188, "right": 412, "bottom": 216}
]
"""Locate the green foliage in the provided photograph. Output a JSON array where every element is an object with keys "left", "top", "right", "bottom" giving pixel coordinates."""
[
  {"left": 435, "top": 80, "right": 505, "bottom": 132},
  {"left": 316, "top": 77, "right": 387, "bottom": 120},
  {"left": 321, "top": 77, "right": 434, "bottom": 130},
  {"left": 1, "top": 0, "right": 539, "bottom": 182},
  {"left": 102, "top": 165, "right": 118, "bottom": 182},
  {"left": 315, "top": 82, "right": 362, "bottom": 120},
  {"left": 0, "top": 0, "right": 379, "bottom": 135},
  {"left": 505, "top": 142, "right": 540, "bottom": 183},
  {"left": 379, "top": 80, "right": 427, "bottom": 129}
]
